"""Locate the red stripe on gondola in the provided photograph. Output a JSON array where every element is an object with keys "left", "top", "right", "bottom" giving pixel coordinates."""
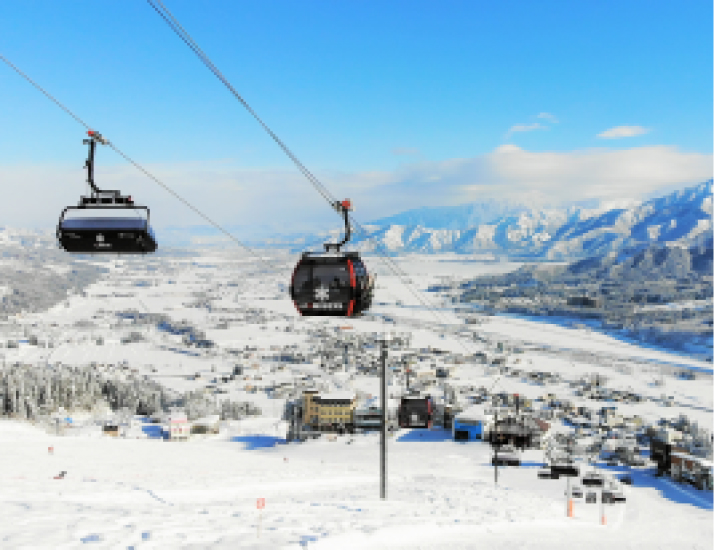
[
  {"left": 346, "top": 260, "right": 356, "bottom": 316},
  {"left": 347, "top": 259, "right": 356, "bottom": 287}
]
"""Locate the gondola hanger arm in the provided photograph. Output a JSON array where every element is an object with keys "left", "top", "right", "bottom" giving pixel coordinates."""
[
  {"left": 324, "top": 199, "right": 353, "bottom": 253},
  {"left": 81, "top": 130, "right": 124, "bottom": 201}
]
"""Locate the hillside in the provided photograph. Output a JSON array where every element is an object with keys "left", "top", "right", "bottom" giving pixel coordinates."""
[{"left": 458, "top": 240, "right": 713, "bottom": 359}]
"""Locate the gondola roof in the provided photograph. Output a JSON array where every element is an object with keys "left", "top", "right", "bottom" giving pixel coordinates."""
[{"left": 60, "top": 217, "right": 150, "bottom": 230}]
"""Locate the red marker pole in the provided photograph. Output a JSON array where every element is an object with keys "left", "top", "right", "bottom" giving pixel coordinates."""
[
  {"left": 599, "top": 489, "right": 604, "bottom": 525},
  {"left": 257, "top": 498, "right": 265, "bottom": 538},
  {"left": 566, "top": 475, "right": 573, "bottom": 518}
]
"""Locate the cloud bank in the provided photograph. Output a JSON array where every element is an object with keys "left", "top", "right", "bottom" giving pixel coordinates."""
[{"left": 2, "top": 145, "right": 711, "bottom": 238}]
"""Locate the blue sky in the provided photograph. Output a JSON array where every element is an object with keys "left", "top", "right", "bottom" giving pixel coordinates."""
[{"left": 0, "top": 0, "right": 711, "bottom": 235}]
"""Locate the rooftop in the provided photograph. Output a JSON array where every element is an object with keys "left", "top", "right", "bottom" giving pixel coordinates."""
[{"left": 317, "top": 391, "right": 356, "bottom": 402}]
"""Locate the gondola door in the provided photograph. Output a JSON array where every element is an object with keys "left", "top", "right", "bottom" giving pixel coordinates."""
[
  {"left": 291, "top": 257, "right": 357, "bottom": 316},
  {"left": 312, "top": 262, "right": 353, "bottom": 315}
]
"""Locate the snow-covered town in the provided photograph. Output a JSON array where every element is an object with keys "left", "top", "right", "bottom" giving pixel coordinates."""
[{"left": 0, "top": 247, "right": 712, "bottom": 549}]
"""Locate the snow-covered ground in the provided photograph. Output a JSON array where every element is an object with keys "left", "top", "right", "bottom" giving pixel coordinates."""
[
  {"left": 0, "top": 419, "right": 711, "bottom": 549},
  {"left": 1, "top": 251, "right": 712, "bottom": 548}
]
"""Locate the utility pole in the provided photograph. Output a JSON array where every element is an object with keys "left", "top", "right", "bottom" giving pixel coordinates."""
[
  {"left": 378, "top": 336, "right": 389, "bottom": 500},
  {"left": 494, "top": 409, "right": 499, "bottom": 485},
  {"left": 343, "top": 343, "right": 349, "bottom": 374}
]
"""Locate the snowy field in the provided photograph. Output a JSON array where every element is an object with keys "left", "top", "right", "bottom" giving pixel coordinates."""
[
  {"left": 1, "top": 419, "right": 712, "bottom": 550},
  {"left": 1, "top": 250, "right": 712, "bottom": 549}
]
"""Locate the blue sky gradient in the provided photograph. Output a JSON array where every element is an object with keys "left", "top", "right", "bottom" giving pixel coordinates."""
[{"left": 0, "top": 0, "right": 711, "bottom": 234}]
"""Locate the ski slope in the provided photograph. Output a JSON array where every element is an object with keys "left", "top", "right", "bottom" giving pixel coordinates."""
[{"left": 0, "top": 420, "right": 711, "bottom": 549}]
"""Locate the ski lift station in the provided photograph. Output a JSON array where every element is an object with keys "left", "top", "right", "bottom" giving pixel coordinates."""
[{"left": 453, "top": 405, "right": 493, "bottom": 442}]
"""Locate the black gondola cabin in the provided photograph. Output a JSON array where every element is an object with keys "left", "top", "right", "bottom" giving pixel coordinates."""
[
  {"left": 289, "top": 199, "right": 373, "bottom": 317},
  {"left": 398, "top": 395, "right": 433, "bottom": 429},
  {"left": 57, "top": 131, "right": 157, "bottom": 255},
  {"left": 290, "top": 252, "right": 372, "bottom": 316}
]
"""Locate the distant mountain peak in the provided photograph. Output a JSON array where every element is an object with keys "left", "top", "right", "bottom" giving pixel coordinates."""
[
  {"left": 349, "top": 180, "right": 713, "bottom": 259},
  {"left": 369, "top": 198, "right": 533, "bottom": 230}
]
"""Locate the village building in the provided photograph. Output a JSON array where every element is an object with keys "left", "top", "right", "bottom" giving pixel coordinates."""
[
  {"left": 169, "top": 412, "right": 191, "bottom": 441},
  {"left": 302, "top": 390, "right": 356, "bottom": 433},
  {"left": 191, "top": 415, "right": 221, "bottom": 435},
  {"left": 102, "top": 424, "right": 120, "bottom": 437},
  {"left": 453, "top": 404, "right": 490, "bottom": 441},
  {"left": 668, "top": 447, "right": 713, "bottom": 490}
]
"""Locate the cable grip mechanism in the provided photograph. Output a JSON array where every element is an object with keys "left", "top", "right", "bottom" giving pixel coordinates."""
[{"left": 324, "top": 199, "right": 353, "bottom": 253}]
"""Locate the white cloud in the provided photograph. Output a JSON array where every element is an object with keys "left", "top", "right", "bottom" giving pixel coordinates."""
[
  {"left": 350, "top": 145, "right": 713, "bottom": 214},
  {"left": 505, "top": 122, "right": 547, "bottom": 138},
  {"left": 470, "top": 145, "right": 711, "bottom": 205},
  {"left": 494, "top": 144, "right": 522, "bottom": 154},
  {"left": 597, "top": 125, "right": 650, "bottom": 139},
  {"left": 537, "top": 112, "right": 559, "bottom": 123},
  {"left": 1, "top": 145, "right": 711, "bottom": 236}
]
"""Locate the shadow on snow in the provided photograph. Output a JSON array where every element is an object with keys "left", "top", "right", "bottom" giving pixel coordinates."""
[
  {"left": 396, "top": 429, "right": 454, "bottom": 443},
  {"left": 230, "top": 435, "right": 285, "bottom": 450},
  {"left": 141, "top": 425, "right": 164, "bottom": 439}
]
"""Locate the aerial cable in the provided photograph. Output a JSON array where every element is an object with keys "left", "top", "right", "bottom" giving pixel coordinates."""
[
  {"left": 145, "top": 2, "right": 521, "bottom": 397},
  {"left": 145, "top": 0, "right": 457, "bottom": 326},
  {"left": 0, "top": 54, "right": 90, "bottom": 130},
  {"left": 1, "top": 44, "right": 505, "bottom": 398},
  {"left": 0, "top": 52, "right": 283, "bottom": 276},
  {"left": 146, "top": 0, "right": 336, "bottom": 207}
]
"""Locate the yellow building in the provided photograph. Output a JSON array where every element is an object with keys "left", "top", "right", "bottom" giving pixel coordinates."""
[
  {"left": 302, "top": 390, "right": 320, "bottom": 426},
  {"left": 302, "top": 390, "right": 356, "bottom": 432}
]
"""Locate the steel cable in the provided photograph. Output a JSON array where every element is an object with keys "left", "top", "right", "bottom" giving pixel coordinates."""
[
  {"left": 0, "top": 53, "right": 284, "bottom": 277},
  {"left": 146, "top": 1, "right": 521, "bottom": 396}
]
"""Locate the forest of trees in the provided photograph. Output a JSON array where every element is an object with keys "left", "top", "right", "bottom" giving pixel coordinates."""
[{"left": 0, "top": 362, "right": 261, "bottom": 424}]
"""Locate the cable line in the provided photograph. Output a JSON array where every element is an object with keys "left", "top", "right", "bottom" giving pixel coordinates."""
[
  {"left": 3, "top": 34, "right": 512, "bottom": 396},
  {"left": 145, "top": 1, "right": 520, "bottom": 396},
  {"left": 146, "top": 1, "right": 457, "bottom": 324},
  {"left": 0, "top": 52, "right": 283, "bottom": 276},
  {"left": 147, "top": 0, "right": 336, "bottom": 207},
  {"left": 0, "top": 54, "right": 91, "bottom": 130}
]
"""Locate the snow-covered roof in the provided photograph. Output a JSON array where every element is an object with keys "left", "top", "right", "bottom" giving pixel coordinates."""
[
  {"left": 318, "top": 391, "right": 355, "bottom": 401},
  {"left": 456, "top": 404, "right": 491, "bottom": 421},
  {"left": 355, "top": 396, "right": 400, "bottom": 412},
  {"left": 193, "top": 415, "right": 220, "bottom": 426}
]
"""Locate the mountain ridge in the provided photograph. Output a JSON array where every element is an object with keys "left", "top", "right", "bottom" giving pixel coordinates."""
[{"left": 348, "top": 180, "right": 713, "bottom": 260}]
